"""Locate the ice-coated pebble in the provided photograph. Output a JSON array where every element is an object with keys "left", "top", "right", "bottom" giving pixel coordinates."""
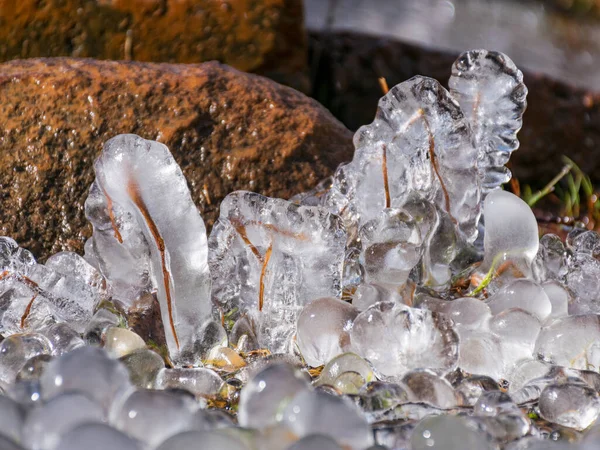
[
  {"left": 41, "top": 323, "right": 84, "bottom": 355},
  {"left": 542, "top": 281, "right": 570, "bottom": 319},
  {"left": 481, "top": 190, "right": 538, "bottom": 272},
  {"left": 539, "top": 383, "right": 600, "bottom": 430},
  {"left": 297, "top": 298, "right": 359, "bottom": 367},
  {"left": 486, "top": 279, "right": 551, "bottom": 321},
  {"left": 316, "top": 353, "right": 374, "bottom": 388},
  {"left": 40, "top": 346, "right": 131, "bottom": 412},
  {"left": 56, "top": 423, "right": 142, "bottom": 450},
  {"left": 474, "top": 391, "right": 516, "bottom": 416},
  {"left": 205, "top": 347, "right": 246, "bottom": 373},
  {"left": 16, "top": 354, "right": 52, "bottom": 382},
  {"left": 281, "top": 389, "right": 374, "bottom": 450},
  {"left": 402, "top": 370, "right": 457, "bottom": 409},
  {"left": 358, "top": 381, "right": 411, "bottom": 413},
  {"left": 286, "top": 435, "right": 343, "bottom": 450},
  {"left": 104, "top": 327, "right": 146, "bottom": 358},
  {"left": 22, "top": 393, "right": 104, "bottom": 450},
  {"left": 350, "top": 302, "right": 458, "bottom": 378},
  {"left": 535, "top": 315, "right": 600, "bottom": 369},
  {"left": 119, "top": 349, "right": 164, "bottom": 389},
  {"left": 155, "top": 368, "right": 224, "bottom": 399},
  {"left": 83, "top": 309, "right": 120, "bottom": 346},
  {"left": 208, "top": 191, "right": 346, "bottom": 354},
  {"left": 111, "top": 389, "right": 198, "bottom": 447},
  {"left": 238, "top": 363, "right": 309, "bottom": 429},
  {"left": 0, "top": 396, "right": 24, "bottom": 444},
  {"left": 156, "top": 430, "right": 249, "bottom": 450},
  {"left": 0, "top": 334, "right": 52, "bottom": 384},
  {"left": 410, "top": 415, "right": 496, "bottom": 450},
  {"left": 454, "top": 375, "right": 501, "bottom": 407}
]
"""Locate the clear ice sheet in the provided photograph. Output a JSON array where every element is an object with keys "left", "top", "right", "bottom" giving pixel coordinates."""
[
  {"left": 208, "top": 191, "right": 346, "bottom": 353},
  {"left": 84, "top": 134, "right": 215, "bottom": 365}
]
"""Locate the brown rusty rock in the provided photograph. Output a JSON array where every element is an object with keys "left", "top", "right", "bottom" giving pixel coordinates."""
[
  {"left": 0, "top": 58, "right": 354, "bottom": 260},
  {"left": 0, "top": 0, "right": 306, "bottom": 87},
  {"left": 126, "top": 293, "right": 167, "bottom": 350},
  {"left": 309, "top": 31, "right": 600, "bottom": 185}
]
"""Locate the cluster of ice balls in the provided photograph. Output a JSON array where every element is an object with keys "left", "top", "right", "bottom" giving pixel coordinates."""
[{"left": 0, "top": 49, "right": 599, "bottom": 449}]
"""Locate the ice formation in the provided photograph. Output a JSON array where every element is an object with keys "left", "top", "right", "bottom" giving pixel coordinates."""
[
  {"left": 208, "top": 191, "right": 346, "bottom": 353},
  {"left": 84, "top": 134, "right": 217, "bottom": 365},
  {"left": 0, "top": 49, "right": 599, "bottom": 450}
]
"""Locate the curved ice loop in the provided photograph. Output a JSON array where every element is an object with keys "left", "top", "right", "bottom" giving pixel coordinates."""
[
  {"left": 326, "top": 75, "right": 481, "bottom": 244},
  {"left": 0, "top": 238, "right": 103, "bottom": 335},
  {"left": 84, "top": 134, "right": 215, "bottom": 365},
  {"left": 208, "top": 191, "right": 347, "bottom": 354},
  {"left": 449, "top": 49, "right": 528, "bottom": 195}
]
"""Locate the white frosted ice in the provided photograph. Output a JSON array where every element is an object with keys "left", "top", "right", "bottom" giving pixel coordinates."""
[
  {"left": 208, "top": 191, "right": 346, "bottom": 353},
  {"left": 449, "top": 49, "right": 527, "bottom": 195},
  {"left": 84, "top": 134, "right": 216, "bottom": 365}
]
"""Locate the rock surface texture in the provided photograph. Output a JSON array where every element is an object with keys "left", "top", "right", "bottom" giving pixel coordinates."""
[
  {"left": 0, "top": 0, "right": 306, "bottom": 85},
  {"left": 0, "top": 58, "right": 354, "bottom": 259}
]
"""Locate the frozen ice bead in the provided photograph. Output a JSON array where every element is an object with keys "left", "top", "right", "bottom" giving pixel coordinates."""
[
  {"left": 566, "top": 252, "right": 600, "bottom": 314},
  {"left": 154, "top": 368, "right": 224, "bottom": 399},
  {"left": 416, "top": 296, "right": 491, "bottom": 335},
  {"left": 0, "top": 396, "right": 24, "bottom": 445},
  {"left": 350, "top": 302, "right": 458, "bottom": 378},
  {"left": 238, "top": 363, "right": 309, "bottom": 429},
  {"left": 480, "top": 190, "right": 538, "bottom": 273},
  {"left": 281, "top": 389, "right": 373, "bottom": 450},
  {"left": 542, "top": 281, "right": 570, "bottom": 319},
  {"left": 22, "top": 393, "right": 104, "bottom": 450},
  {"left": 156, "top": 430, "right": 249, "bottom": 450},
  {"left": 568, "top": 230, "right": 600, "bottom": 255},
  {"left": 535, "top": 315, "right": 600, "bottom": 369},
  {"left": 111, "top": 389, "right": 198, "bottom": 447},
  {"left": 358, "top": 209, "right": 422, "bottom": 286},
  {"left": 532, "top": 234, "right": 568, "bottom": 282},
  {"left": 486, "top": 279, "right": 551, "bottom": 322},
  {"left": 358, "top": 381, "right": 410, "bottom": 413},
  {"left": 5, "top": 380, "right": 43, "bottom": 407},
  {"left": 41, "top": 323, "right": 84, "bottom": 355},
  {"left": 410, "top": 415, "right": 496, "bottom": 450},
  {"left": 104, "top": 327, "right": 146, "bottom": 358},
  {"left": 316, "top": 353, "right": 374, "bottom": 388},
  {"left": 539, "top": 383, "right": 600, "bottom": 431},
  {"left": 83, "top": 309, "right": 120, "bottom": 346},
  {"left": 474, "top": 391, "right": 517, "bottom": 416},
  {"left": 489, "top": 308, "right": 541, "bottom": 370},
  {"left": 40, "top": 347, "right": 131, "bottom": 412},
  {"left": 352, "top": 283, "right": 400, "bottom": 311},
  {"left": 286, "top": 435, "right": 343, "bottom": 450},
  {"left": 458, "top": 331, "right": 505, "bottom": 380},
  {"left": 119, "top": 349, "right": 164, "bottom": 389},
  {"left": 16, "top": 354, "right": 52, "bottom": 382},
  {"left": 297, "top": 298, "right": 359, "bottom": 367},
  {"left": 56, "top": 423, "right": 142, "bottom": 450},
  {"left": 0, "top": 334, "right": 52, "bottom": 384},
  {"left": 402, "top": 370, "right": 457, "bottom": 409},
  {"left": 449, "top": 49, "right": 527, "bottom": 195},
  {"left": 208, "top": 191, "right": 347, "bottom": 354},
  {"left": 454, "top": 375, "right": 501, "bottom": 407},
  {"left": 507, "top": 359, "right": 550, "bottom": 394},
  {"left": 85, "top": 134, "right": 216, "bottom": 365}
]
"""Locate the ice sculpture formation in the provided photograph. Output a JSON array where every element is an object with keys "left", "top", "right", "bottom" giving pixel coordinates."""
[{"left": 84, "top": 135, "right": 217, "bottom": 365}]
